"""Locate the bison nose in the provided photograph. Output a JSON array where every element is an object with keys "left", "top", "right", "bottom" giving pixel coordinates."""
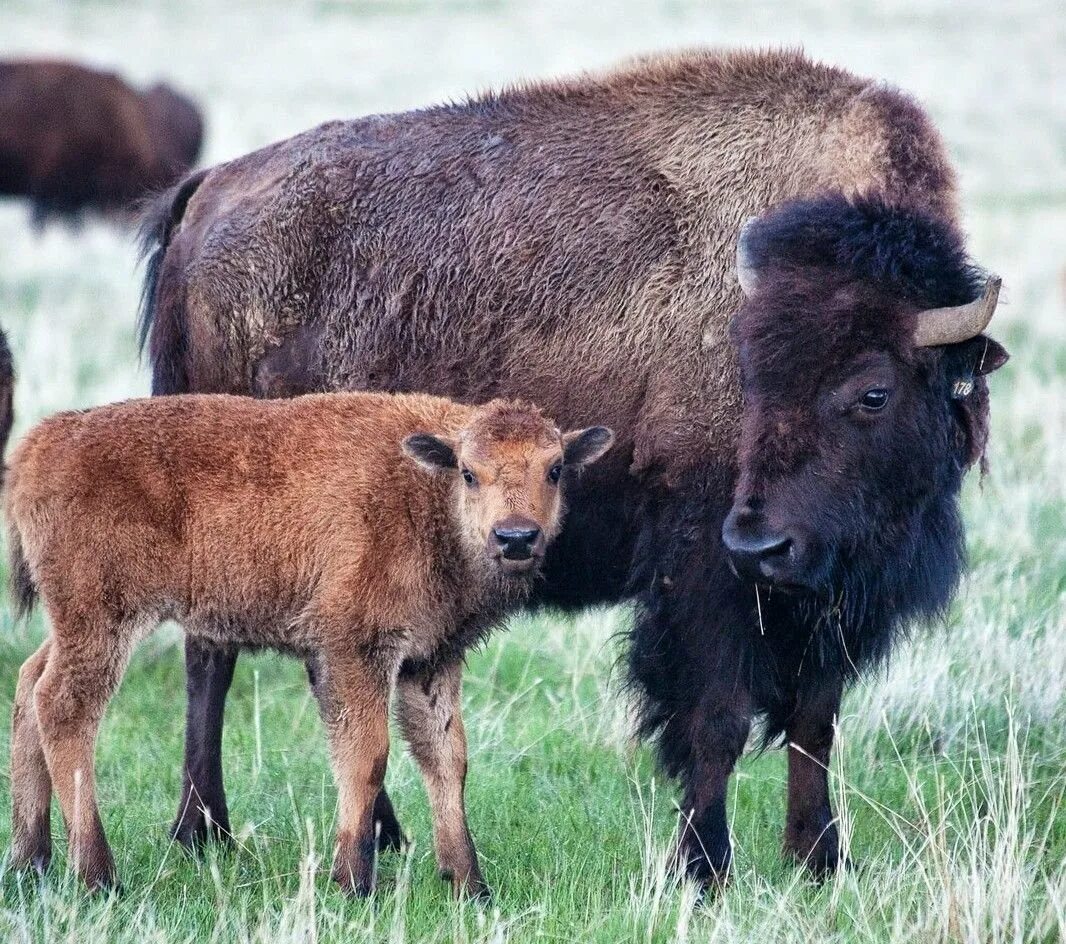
[
  {"left": 722, "top": 506, "right": 792, "bottom": 582},
  {"left": 492, "top": 527, "right": 541, "bottom": 561}
]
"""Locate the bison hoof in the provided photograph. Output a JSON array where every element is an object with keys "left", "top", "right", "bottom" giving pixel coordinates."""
[
  {"left": 171, "top": 811, "right": 233, "bottom": 852},
  {"left": 375, "top": 817, "right": 406, "bottom": 853},
  {"left": 673, "top": 834, "right": 732, "bottom": 891},
  {"left": 784, "top": 820, "right": 849, "bottom": 878}
]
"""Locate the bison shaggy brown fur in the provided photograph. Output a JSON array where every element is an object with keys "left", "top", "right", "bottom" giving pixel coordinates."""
[
  {"left": 4, "top": 391, "right": 612, "bottom": 895},
  {"left": 137, "top": 47, "right": 1007, "bottom": 885},
  {"left": 0, "top": 59, "right": 203, "bottom": 224}
]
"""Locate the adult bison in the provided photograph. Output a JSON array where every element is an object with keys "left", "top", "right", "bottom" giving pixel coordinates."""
[
  {"left": 138, "top": 49, "right": 1007, "bottom": 887},
  {"left": 0, "top": 59, "right": 203, "bottom": 225}
]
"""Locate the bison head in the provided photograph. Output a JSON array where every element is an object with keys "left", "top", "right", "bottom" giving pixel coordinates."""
[{"left": 723, "top": 194, "right": 1007, "bottom": 632}]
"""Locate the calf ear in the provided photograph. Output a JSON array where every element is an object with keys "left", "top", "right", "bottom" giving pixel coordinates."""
[
  {"left": 562, "top": 426, "right": 615, "bottom": 467},
  {"left": 402, "top": 433, "right": 457, "bottom": 471}
]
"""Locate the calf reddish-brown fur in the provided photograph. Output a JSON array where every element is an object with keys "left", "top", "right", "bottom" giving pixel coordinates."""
[
  {"left": 5, "top": 392, "right": 611, "bottom": 895},
  {"left": 0, "top": 59, "right": 203, "bottom": 224}
]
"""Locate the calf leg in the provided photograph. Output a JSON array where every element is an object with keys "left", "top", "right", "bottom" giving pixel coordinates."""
[
  {"left": 173, "top": 638, "right": 238, "bottom": 848},
  {"left": 10, "top": 640, "right": 53, "bottom": 873},
  {"left": 673, "top": 687, "right": 753, "bottom": 888},
  {"left": 783, "top": 678, "right": 844, "bottom": 876},
  {"left": 305, "top": 656, "right": 404, "bottom": 852},
  {"left": 316, "top": 648, "right": 392, "bottom": 897},
  {"left": 397, "top": 661, "right": 487, "bottom": 899},
  {"left": 34, "top": 628, "right": 133, "bottom": 891}
]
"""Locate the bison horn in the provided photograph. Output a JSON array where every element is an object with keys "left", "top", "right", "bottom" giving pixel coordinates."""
[
  {"left": 736, "top": 217, "right": 761, "bottom": 297},
  {"left": 914, "top": 276, "right": 1001, "bottom": 347}
]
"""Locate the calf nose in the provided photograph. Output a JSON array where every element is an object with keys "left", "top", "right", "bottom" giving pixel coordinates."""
[
  {"left": 492, "top": 527, "right": 541, "bottom": 560},
  {"left": 721, "top": 506, "right": 792, "bottom": 581}
]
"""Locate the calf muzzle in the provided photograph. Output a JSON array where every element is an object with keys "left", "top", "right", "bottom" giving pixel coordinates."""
[
  {"left": 488, "top": 518, "right": 545, "bottom": 575},
  {"left": 492, "top": 527, "right": 541, "bottom": 560}
]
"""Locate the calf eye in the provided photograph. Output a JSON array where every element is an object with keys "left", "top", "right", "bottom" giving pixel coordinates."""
[
  {"left": 461, "top": 468, "right": 477, "bottom": 486},
  {"left": 859, "top": 388, "right": 890, "bottom": 412},
  {"left": 548, "top": 463, "right": 563, "bottom": 484}
]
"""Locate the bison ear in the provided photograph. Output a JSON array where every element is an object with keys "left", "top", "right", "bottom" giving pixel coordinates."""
[
  {"left": 402, "top": 433, "right": 458, "bottom": 471},
  {"left": 969, "top": 335, "right": 1010, "bottom": 376},
  {"left": 736, "top": 216, "right": 761, "bottom": 297},
  {"left": 943, "top": 334, "right": 1009, "bottom": 398},
  {"left": 562, "top": 426, "right": 614, "bottom": 467}
]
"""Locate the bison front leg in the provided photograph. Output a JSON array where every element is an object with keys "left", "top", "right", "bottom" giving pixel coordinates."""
[
  {"left": 316, "top": 647, "right": 392, "bottom": 897},
  {"left": 783, "top": 678, "right": 845, "bottom": 876},
  {"left": 396, "top": 661, "right": 488, "bottom": 900},
  {"left": 673, "top": 689, "right": 752, "bottom": 888},
  {"left": 173, "top": 638, "right": 238, "bottom": 848}
]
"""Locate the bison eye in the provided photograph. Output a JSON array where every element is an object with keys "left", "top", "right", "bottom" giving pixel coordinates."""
[
  {"left": 859, "top": 388, "right": 890, "bottom": 412},
  {"left": 461, "top": 468, "right": 477, "bottom": 486},
  {"left": 548, "top": 463, "right": 563, "bottom": 484}
]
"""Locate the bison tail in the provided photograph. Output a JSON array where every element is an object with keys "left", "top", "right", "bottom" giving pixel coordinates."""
[{"left": 136, "top": 168, "right": 207, "bottom": 394}]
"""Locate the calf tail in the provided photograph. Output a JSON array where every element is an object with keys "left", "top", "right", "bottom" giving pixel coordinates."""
[{"left": 6, "top": 519, "right": 36, "bottom": 622}]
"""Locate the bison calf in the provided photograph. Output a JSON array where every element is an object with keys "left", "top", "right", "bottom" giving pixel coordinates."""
[{"left": 5, "top": 392, "right": 612, "bottom": 896}]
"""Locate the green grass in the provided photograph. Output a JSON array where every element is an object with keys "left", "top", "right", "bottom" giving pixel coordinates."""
[
  {"left": 0, "top": 607, "right": 1059, "bottom": 943},
  {"left": 0, "top": 1, "right": 1063, "bottom": 940},
  {"left": 0, "top": 578, "right": 1061, "bottom": 941}
]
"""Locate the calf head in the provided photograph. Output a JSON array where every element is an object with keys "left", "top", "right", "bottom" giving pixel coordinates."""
[
  {"left": 404, "top": 400, "right": 613, "bottom": 576},
  {"left": 724, "top": 193, "right": 1008, "bottom": 628}
]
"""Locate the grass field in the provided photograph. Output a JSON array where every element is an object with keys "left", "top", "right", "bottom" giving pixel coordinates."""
[{"left": 0, "top": 1, "right": 1063, "bottom": 941}]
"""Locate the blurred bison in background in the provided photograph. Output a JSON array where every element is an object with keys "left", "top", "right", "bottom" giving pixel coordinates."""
[
  {"left": 0, "top": 59, "right": 203, "bottom": 225},
  {"left": 140, "top": 49, "right": 1008, "bottom": 887}
]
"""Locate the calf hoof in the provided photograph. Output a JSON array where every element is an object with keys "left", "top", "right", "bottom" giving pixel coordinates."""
[
  {"left": 440, "top": 867, "right": 491, "bottom": 903},
  {"left": 85, "top": 874, "right": 123, "bottom": 896},
  {"left": 331, "top": 865, "right": 375, "bottom": 898},
  {"left": 331, "top": 833, "right": 376, "bottom": 897},
  {"left": 77, "top": 849, "right": 119, "bottom": 894},
  {"left": 11, "top": 820, "right": 52, "bottom": 875},
  {"left": 784, "top": 820, "right": 848, "bottom": 879}
]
